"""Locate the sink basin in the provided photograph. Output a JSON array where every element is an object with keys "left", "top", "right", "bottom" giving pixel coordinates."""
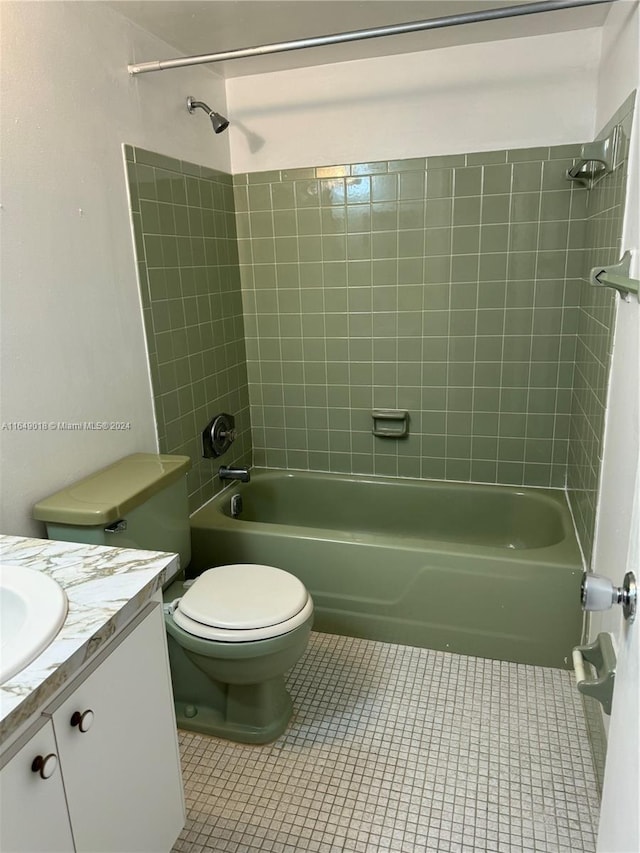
[{"left": 0, "top": 563, "right": 68, "bottom": 684}]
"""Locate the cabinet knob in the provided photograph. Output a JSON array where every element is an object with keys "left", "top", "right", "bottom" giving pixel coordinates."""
[
  {"left": 70, "top": 709, "right": 94, "bottom": 732},
  {"left": 31, "top": 753, "right": 58, "bottom": 779}
]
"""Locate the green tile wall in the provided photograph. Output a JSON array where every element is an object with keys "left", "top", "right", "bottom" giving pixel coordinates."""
[
  {"left": 126, "top": 146, "right": 251, "bottom": 511},
  {"left": 234, "top": 145, "right": 586, "bottom": 486},
  {"left": 567, "top": 94, "right": 635, "bottom": 565}
]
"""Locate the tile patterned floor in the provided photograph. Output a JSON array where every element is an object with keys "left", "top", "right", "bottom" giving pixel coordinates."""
[{"left": 172, "top": 632, "right": 600, "bottom": 853}]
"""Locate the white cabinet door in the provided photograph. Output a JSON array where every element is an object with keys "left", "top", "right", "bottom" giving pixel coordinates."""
[
  {"left": 0, "top": 717, "right": 74, "bottom": 853},
  {"left": 47, "top": 604, "right": 185, "bottom": 853}
]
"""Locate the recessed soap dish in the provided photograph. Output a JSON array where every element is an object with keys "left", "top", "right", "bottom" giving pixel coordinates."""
[{"left": 372, "top": 409, "right": 409, "bottom": 438}]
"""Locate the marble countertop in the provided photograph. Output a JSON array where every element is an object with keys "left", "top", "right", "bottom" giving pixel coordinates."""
[{"left": 0, "top": 534, "right": 179, "bottom": 746}]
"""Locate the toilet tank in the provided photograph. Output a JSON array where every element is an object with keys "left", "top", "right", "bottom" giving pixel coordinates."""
[{"left": 33, "top": 453, "right": 191, "bottom": 575}]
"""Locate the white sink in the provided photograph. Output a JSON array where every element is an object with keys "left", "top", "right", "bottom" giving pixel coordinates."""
[{"left": 0, "top": 563, "right": 68, "bottom": 684}]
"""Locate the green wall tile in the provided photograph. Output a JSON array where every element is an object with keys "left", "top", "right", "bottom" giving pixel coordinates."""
[
  {"left": 466, "top": 150, "right": 508, "bottom": 165},
  {"left": 128, "top": 147, "right": 251, "bottom": 509},
  {"left": 483, "top": 164, "right": 512, "bottom": 195},
  {"left": 248, "top": 169, "right": 282, "bottom": 184},
  {"left": 454, "top": 167, "right": 482, "bottom": 197},
  {"left": 221, "top": 131, "right": 630, "bottom": 499},
  {"left": 352, "top": 161, "right": 387, "bottom": 175},
  {"left": 566, "top": 100, "right": 634, "bottom": 565},
  {"left": 427, "top": 169, "right": 454, "bottom": 199},
  {"left": 481, "top": 194, "right": 510, "bottom": 224},
  {"left": 427, "top": 154, "right": 466, "bottom": 169},
  {"left": 508, "top": 147, "right": 549, "bottom": 163}
]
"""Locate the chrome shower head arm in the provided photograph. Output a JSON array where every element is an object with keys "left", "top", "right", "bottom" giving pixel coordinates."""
[
  {"left": 186, "top": 96, "right": 230, "bottom": 134},
  {"left": 186, "top": 96, "right": 212, "bottom": 115}
]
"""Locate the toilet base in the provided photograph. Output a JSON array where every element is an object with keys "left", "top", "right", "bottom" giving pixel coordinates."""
[
  {"left": 173, "top": 683, "right": 293, "bottom": 744},
  {"left": 164, "top": 606, "right": 311, "bottom": 744}
]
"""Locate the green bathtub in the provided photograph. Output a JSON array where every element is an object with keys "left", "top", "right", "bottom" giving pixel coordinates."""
[{"left": 190, "top": 470, "right": 583, "bottom": 669}]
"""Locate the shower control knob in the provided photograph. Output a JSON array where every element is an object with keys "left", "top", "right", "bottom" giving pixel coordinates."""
[
  {"left": 202, "top": 413, "right": 236, "bottom": 458},
  {"left": 581, "top": 571, "right": 637, "bottom": 622},
  {"left": 70, "top": 709, "right": 94, "bottom": 733}
]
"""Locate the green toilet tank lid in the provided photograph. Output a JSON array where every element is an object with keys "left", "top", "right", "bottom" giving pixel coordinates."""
[{"left": 33, "top": 453, "right": 191, "bottom": 526}]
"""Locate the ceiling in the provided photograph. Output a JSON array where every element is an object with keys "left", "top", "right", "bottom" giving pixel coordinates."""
[{"left": 109, "top": 0, "right": 614, "bottom": 78}]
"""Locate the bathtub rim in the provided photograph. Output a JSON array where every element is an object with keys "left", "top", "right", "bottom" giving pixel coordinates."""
[{"left": 191, "top": 468, "right": 581, "bottom": 567}]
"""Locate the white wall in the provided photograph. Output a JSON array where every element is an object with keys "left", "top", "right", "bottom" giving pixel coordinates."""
[
  {"left": 227, "top": 28, "right": 601, "bottom": 173},
  {"left": 0, "top": 1, "right": 230, "bottom": 537}
]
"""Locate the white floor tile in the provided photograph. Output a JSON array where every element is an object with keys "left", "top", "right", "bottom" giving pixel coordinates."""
[{"left": 173, "top": 632, "right": 599, "bottom": 853}]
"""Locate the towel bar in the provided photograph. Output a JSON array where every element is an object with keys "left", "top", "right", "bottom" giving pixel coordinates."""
[{"left": 573, "top": 632, "right": 616, "bottom": 715}]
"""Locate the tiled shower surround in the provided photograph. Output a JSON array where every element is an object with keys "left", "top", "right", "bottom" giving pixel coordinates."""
[
  {"left": 234, "top": 145, "right": 589, "bottom": 487},
  {"left": 566, "top": 94, "right": 634, "bottom": 566},
  {"left": 126, "top": 146, "right": 251, "bottom": 511},
  {"left": 126, "top": 115, "right": 631, "bottom": 559}
]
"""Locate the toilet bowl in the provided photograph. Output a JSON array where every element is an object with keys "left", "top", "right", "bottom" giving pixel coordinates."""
[{"left": 164, "top": 563, "right": 313, "bottom": 743}]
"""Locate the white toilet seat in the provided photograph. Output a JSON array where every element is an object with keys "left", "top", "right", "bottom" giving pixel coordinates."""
[{"left": 172, "top": 564, "right": 313, "bottom": 642}]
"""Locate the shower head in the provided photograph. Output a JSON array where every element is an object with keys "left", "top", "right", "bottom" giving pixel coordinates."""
[{"left": 186, "top": 96, "right": 229, "bottom": 134}]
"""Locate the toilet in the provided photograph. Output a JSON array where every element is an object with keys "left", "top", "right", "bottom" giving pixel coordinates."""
[
  {"left": 33, "top": 453, "right": 313, "bottom": 744},
  {"left": 163, "top": 562, "right": 313, "bottom": 742}
]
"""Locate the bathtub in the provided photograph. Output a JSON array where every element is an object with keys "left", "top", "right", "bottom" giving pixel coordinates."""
[{"left": 190, "top": 470, "right": 583, "bottom": 669}]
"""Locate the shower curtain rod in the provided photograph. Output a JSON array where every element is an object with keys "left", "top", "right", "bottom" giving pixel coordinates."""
[{"left": 128, "top": 0, "right": 615, "bottom": 75}]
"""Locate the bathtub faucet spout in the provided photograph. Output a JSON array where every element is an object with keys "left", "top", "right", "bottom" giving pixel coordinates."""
[{"left": 219, "top": 466, "right": 250, "bottom": 483}]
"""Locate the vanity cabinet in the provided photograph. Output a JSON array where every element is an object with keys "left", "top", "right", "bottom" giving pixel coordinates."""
[
  {"left": 0, "top": 717, "right": 75, "bottom": 852},
  {"left": 0, "top": 601, "right": 185, "bottom": 853}
]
